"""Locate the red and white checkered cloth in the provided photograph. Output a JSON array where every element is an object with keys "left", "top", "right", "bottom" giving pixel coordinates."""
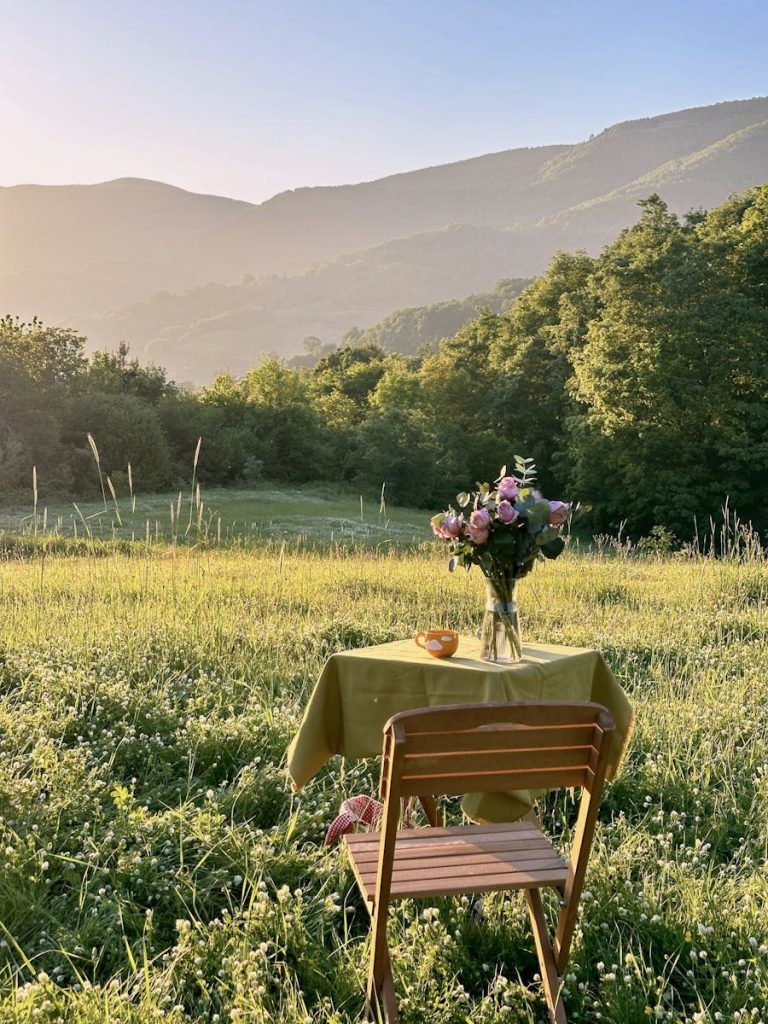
[{"left": 324, "top": 795, "right": 383, "bottom": 846}]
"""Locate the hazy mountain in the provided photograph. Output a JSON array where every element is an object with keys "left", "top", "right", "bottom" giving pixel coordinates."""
[
  {"left": 1, "top": 97, "right": 767, "bottom": 381},
  {"left": 0, "top": 178, "right": 250, "bottom": 317}
]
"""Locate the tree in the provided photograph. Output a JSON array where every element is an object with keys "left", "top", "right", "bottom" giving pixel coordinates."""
[
  {"left": 312, "top": 343, "right": 388, "bottom": 424},
  {"left": 369, "top": 357, "right": 421, "bottom": 413},
  {"left": 64, "top": 391, "right": 172, "bottom": 495},
  {"left": 353, "top": 408, "right": 440, "bottom": 507},
  {"left": 569, "top": 194, "right": 768, "bottom": 534},
  {"left": 415, "top": 313, "right": 516, "bottom": 497},
  {"left": 241, "top": 357, "right": 331, "bottom": 479},
  {"left": 87, "top": 343, "right": 174, "bottom": 404},
  {"left": 0, "top": 318, "right": 84, "bottom": 494},
  {"left": 0, "top": 316, "right": 86, "bottom": 386},
  {"left": 243, "top": 356, "right": 306, "bottom": 409},
  {"left": 487, "top": 251, "right": 596, "bottom": 494}
]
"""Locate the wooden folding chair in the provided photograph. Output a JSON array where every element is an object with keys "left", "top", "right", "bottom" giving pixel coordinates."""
[{"left": 343, "top": 700, "right": 616, "bottom": 1023}]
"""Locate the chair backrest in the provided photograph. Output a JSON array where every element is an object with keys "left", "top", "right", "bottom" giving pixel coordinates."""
[{"left": 380, "top": 701, "right": 615, "bottom": 803}]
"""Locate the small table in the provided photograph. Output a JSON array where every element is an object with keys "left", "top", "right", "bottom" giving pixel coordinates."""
[{"left": 287, "top": 636, "right": 634, "bottom": 822}]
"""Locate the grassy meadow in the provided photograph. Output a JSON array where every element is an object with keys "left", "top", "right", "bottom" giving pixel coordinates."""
[
  {"left": 0, "top": 500, "right": 765, "bottom": 1023},
  {"left": 0, "top": 484, "right": 426, "bottom": 549}
]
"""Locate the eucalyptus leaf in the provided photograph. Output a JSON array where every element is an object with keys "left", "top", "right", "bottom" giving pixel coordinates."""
[{"left": 539, "top": 537, "right": 566, "bottom": 559}]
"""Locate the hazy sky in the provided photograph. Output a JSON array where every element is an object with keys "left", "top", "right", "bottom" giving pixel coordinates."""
[{"left": 1, "top": 0, "right": 766, "bottom": 203}]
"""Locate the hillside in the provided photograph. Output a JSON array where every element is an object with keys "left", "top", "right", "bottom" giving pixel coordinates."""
[
  {"left": 0, "top": 178, "right": 251, "bottom": 317},
  {"left": 347, "top": 277, "right": 531, "bottom": 355},
  {"left": 2, "top": 97, "right": 767, "bottom": 381}
]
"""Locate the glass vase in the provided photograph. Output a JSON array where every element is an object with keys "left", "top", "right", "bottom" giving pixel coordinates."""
[{"left": 480, "top": 575, "right": 522, "bottom": 663}]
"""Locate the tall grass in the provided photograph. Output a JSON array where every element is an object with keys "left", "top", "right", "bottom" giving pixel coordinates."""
[{"left": 0, "top": 536, "right": 765, "bottom": 1023}]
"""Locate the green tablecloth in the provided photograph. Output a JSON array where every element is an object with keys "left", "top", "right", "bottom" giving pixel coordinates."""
[{"left": 287, "top": 637, "right": 634, "bottom": 821}]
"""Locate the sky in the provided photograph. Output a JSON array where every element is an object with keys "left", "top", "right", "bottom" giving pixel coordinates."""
[{"left": 1, "top": 0, "right": 767, "bottom": 204}]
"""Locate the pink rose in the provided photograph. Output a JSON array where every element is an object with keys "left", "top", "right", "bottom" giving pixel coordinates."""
[
  {"left": 497, "top": 476, "right": 519, "bottom": 501},
  {"left": 548, "top": 500, "right": 570, "bottom": 527},
  {"left": 496, "top": 500, "right": 519, "bottom": 524},
  {"left": 470, "top": 508, "right": 490, "bottom": 530},
  {"left": 431, "top": 512, "right": 463, "bottom": 539},
  {"left": 442, "top": 514, "right": 462, "bottom": 538},
  {"left": 468, "top": 508, "right": 490, "bottom": 544}
]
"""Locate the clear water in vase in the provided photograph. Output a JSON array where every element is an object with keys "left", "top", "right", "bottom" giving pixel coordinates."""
[{"left": 479, "top": 576, "right": 522, "bottom": 663}]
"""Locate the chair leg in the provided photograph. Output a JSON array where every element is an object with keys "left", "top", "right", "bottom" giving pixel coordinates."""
[
  {"left": 525, "top": 889, "right": 567, "bottom": 1024},
  {"left": 522, "top": 807, "right": 544, "bottom": 829},
  {"left": 418, "top": 794, "right": 441, "bottom": 827},
  {"left": 366, "top": 922, "right": 399, "bottom": 1022},
  {"left": 380, "top": 947, "right": 399, "bottom": 1022}
]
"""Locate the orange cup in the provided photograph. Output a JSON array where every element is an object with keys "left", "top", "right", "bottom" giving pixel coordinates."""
[{"left": 415, "top": 629, "right": 459, "bottom": 658}]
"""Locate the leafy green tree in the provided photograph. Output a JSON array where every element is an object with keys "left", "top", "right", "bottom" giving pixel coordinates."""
[
  {"left": 416, "top": 313, "right": 516, "bottom": 496},
  {"left": 352, "top": 408, "right": 440, "bottom": 506},
  {"left": 569, "top": 193, "right": 768, "bottom": 534},
  {"left": 64, "top": 391, "right": 172, "bottom": 495},
  {"left": 0, "top": 318, "right": 85, "bottom": 494},
  {"left": 241, "top": 357, "right": 330, "bottom": 479},
  {"left": 158, "top": 392, "right": 257, "bottom": 486},
  {"left": 0, "top": 355, "right": 66, "bottom": 494},
  {"left": 243, "top": 357, "right": 306, "bottom": 409},
  {"left": 87, "top": 342, "right": 174, "bottom": 404},
  {"left": 312, "top": 344, "right": 387, "bottom": 424},
  {"left": 488, "top": 251, "right": 596, "bottom": 494},
  {"left": 369, "top": 357, "right": 421, "bottom": 412},
  {"left": 0, "top": 316, "right": 86, "bottom": 386}
]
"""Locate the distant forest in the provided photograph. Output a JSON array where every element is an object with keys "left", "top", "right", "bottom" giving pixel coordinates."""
[
  {"left": 2, "top": 188, "right": 767, "bottom": 538},
  {"left": 288, "top": 277, "right": 530, "bottom": 365}
]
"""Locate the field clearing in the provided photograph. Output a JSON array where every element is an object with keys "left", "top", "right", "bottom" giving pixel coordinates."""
[
  {"left": 0, "top": 484, "right": 428, "bottom": 547},
  {"left": 0, "top": 539, "right": 766, "bottom": 1023}
]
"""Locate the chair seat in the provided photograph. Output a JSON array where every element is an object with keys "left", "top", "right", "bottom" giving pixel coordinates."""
[{"left": 344, "top": 820, "right": 567, "bottom": 904}]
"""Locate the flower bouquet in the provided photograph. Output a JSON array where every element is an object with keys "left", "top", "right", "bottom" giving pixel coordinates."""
[{"left": 430, "top": 457, "right": 574, "bottom": 663}]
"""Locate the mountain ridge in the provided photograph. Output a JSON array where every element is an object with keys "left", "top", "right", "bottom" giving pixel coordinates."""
[{"left": 1, "top": 96, "right": 767, "bottom": 382}]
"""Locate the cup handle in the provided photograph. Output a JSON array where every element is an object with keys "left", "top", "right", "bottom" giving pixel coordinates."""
[{"left": 414, "top": 631, "right": 427, "bottom": 649}]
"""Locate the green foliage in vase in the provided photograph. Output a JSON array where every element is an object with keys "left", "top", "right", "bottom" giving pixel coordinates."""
[{"left": 430, "top": 458, "right": 576, "bottom": 580}]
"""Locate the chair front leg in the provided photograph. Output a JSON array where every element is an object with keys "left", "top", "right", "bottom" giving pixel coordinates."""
[
  {"left": 526, "top": 889, "right": 567, "bottom": 1024},
  {"left": 366, "top": 908, "right": 398, "bottom": 1022},
  {"left": 379, "top": 945, "right": 399, "bottom": 1022}
]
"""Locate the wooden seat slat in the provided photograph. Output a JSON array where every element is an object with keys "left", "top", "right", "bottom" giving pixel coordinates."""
[
  {"left": 350, "top": 835, "right": 555, "bottom": 865},
  {"left": 345, "top": 823, "right": 541, "bottom": 852},
  {"left": 353, "top": 865, "right": 569, "bottom": 901},
  {"left": 385, "top": 867, "right": 569, "bottom": 899},
  {"left": 344, "top": 820, "right": 537, "bottom": 845},
  {"left": 355, "top": 851, "right": 566, "bottom": 883}
]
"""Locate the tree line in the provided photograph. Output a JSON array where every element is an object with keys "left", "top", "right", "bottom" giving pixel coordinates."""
[{"left": 1, "top": 188, "right": 766, "bottom": 538}]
